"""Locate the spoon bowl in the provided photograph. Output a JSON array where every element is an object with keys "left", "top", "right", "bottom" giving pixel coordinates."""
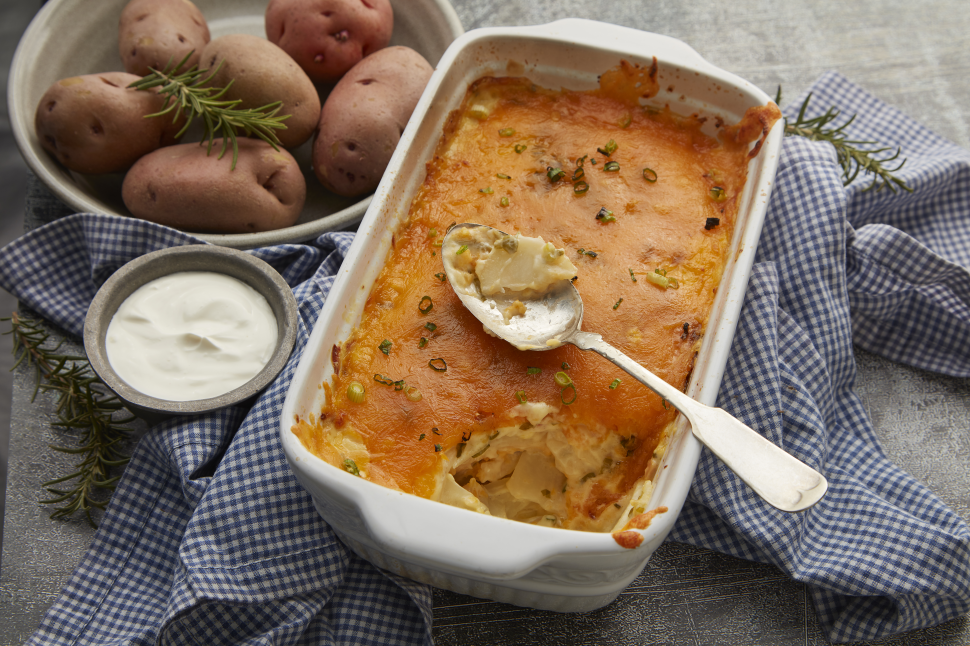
[{"left": 442, "top": 222, "right": 828, "bottom": 513}]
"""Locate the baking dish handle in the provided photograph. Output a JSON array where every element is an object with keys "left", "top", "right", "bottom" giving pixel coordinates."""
[{"left": 511, "top": 18, "right": 714, "bottom": 70}]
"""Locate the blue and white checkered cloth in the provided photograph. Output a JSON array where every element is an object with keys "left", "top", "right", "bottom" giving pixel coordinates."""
[{"left": 0, "top": 71, "right": 968, "bottom": 644}]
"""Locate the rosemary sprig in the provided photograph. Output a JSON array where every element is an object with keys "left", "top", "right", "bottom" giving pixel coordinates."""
[
  {"left": 6, "top": 313, "right": 134, "bottom": 528},
  {"left": 128, "top": 52, "right": 290, "bottom": 170},
  {"left": 777, "top": 87, "right": 912, "bottom": 193}
]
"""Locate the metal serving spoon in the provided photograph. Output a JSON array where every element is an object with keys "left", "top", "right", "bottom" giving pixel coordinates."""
[{"left": 442, "top": 223, "right": 827, "bottom": 513}]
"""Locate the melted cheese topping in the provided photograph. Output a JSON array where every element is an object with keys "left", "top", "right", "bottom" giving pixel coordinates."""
[{"left": 292, "top": 63, "right": 777, "bottom": 532}]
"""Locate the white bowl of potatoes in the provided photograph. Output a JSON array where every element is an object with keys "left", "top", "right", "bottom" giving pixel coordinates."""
[{"left": 8, "top": 0, "right": 463, "bottom": 248}]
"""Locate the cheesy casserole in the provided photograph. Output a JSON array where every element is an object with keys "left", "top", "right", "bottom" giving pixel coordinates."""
[{"left": 292, "top": 61, "right": 780, "bottom": 533}]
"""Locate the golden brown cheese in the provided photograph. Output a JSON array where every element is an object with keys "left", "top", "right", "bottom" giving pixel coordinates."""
[{"left": 293, "top": 62, "right": 776, "bottom": 532}]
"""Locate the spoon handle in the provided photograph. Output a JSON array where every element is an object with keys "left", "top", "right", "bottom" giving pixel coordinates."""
[{"left": 571, "top": 331, "right": 828, "bottom": 513}]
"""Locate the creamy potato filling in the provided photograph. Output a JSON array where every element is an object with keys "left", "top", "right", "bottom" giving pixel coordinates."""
[
  {"left": 431, "top": 402, "right": 658, "bottom": 532},
  {"left": 443, "top": 226, "right": 578, "bottom": 304}
]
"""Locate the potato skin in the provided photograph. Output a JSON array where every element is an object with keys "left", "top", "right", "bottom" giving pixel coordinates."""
[
  {"left": 313, "top": 46, "right": 433, "bottom": 197},
  {"left": 265, "top": 0, "right": 393, "bottom": 83},
  {"left": 118, "top": 0, "right": 210, "bottom": 76},
  {"left": 200, "top": 34, "right": 320, "bottom": 149},
  {"left": 34, "top": 72, "right": 182, "bottom": 175},
  {"left": 122, "top": 138, "right": 305, "bottom": 233}
]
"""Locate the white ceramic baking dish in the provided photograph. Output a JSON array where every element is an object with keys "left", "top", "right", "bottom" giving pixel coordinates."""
[{"left": 280, "top": 18, "right": 783, "bottom": 612}]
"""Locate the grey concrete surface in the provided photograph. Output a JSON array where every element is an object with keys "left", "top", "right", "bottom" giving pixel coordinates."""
[{"left": 0, "top": 0, "right": 36, "bottom": 555}]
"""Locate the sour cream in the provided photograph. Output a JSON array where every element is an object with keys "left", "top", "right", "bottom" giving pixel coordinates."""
[{"left": 105, "top": 271, "right": 278, "bottom": 401}]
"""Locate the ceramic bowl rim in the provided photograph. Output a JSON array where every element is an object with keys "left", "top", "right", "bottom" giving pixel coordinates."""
[{"left": 83, "top": 244, "right": 298, "bottom": 417}]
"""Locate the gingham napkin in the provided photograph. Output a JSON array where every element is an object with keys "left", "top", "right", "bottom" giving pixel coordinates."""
[
  {"left": 0, "top": 218, "right": 434, "bottom": 645},
  {"left": 669, "top": 71, "right": 970, "bottom": 642},
  {"left": 0, "top": 70, "right": 967, "bottom": 644}
]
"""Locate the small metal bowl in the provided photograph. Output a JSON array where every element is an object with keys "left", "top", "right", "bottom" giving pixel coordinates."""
[{"left": 84, "top": 244, "right": 298, "bottom": 423}]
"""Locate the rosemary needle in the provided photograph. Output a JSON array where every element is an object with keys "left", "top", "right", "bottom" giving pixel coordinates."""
[
  {"left": 129, "top": 52, "right": 290, "bottom": 170},
  {"left": 777, "top": 87, "right": 912, "bottom": 193},
  {"left": 5, "top": 313, "right": 134, "bottom": 528}
]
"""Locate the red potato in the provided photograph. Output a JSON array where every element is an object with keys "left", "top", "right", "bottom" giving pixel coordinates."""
[
  {"left": 34, "top": 72, "right": 183, "bottom": 175},
  {"left": 313, "top": 46, "right": 433, "bottom": 197},
  {"left": 118, "top": 0, "right": 210, "bottom": 76},
  {"left": 265, "top": 0, "right": 393, "bottom": 83},
  {"left": 200, "top": 34, "right": 321, "bottom": 149},
  {"left": 122, "top": 138, "right": 305, "bottom": 233}
]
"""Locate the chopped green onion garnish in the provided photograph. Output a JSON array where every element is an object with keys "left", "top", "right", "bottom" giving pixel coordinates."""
[
  {"left": 343, "top": 459, "right": 360, "bottom": 476},
  {"left": 577, "top": 248, "right": 598, "bottom": 258},
  {"left": 347, "top": 381, "right": 365, "bottom": 403},
  {"left": 471, "top": 443, "right": 490, "bottom": 458},
  {"left": 419, "top": 433, "right": 425, "bottom": 440},
  {"left": 405, "top": 385, "right": 422, "bottom": 402},
  {"left": 613, "top": 298, "right": 623, "bottom": 310},
  {"left": 456, "top": 442, "right": 466, "bottom": 457},
  {"left": 609, "top": 378, "right": 621, "bottom": 390},
  {"left": 434, "top": 443, "right": 442, "bottom": 452},
  {"left": 527, "top": 367, "right": 542, "bottom": 375},
  {"left": 500, "top": 196, "right": 510, "bottom": 207},
  {"left": 705, "top": 217, "right": 720, "bottom": 230},
  {"left": 379, "top": 339, "right": 392, "bottom": 355},
  {"left": 629, "top": 268, "right": 637, "bottom": 282},
  {"left": 429, "top": 358, "right": 447, "bottom": 372},
  {"left": 619, "top": 114, "right": 632, "bottom": 128},
  {"left": 418, "top": 337, "right": 428, "bottom": 348},
  {"left": 514, "top": 144, "right": 527, "bottom": 153},
  {"left": 554, "top": 371, "right": 572, "bottom": 387},
  {"left": 435, "top": 272, "right": 446, "bottom": 282},
  {"left": 604, "top": 160, "right": 620, "bottom": 172},
  {"left": 597, "top": 139, "right": 618, "bottom": 156},
  {"left": 644, "top": 268, "right": 680, "bottom": 290},
  {"left": 419, "top": 295, "right": 433, "bottom": 313},
  {"left": 393, "top": 379, "right": 406, "bottom": 391},
  {"left": 542, "top": 242, "right": 564, "bottom": 262},
  {"left": 425, "top": 322, "right": 437, "bottom": 332},
  {"left": 547, "top": 167, "right": 565, "bottom": 182},
  {"left": 499, "top": 128, "right": 515, "bottom": 137},
  {"left": 433, "top": 427, "right": 441, "bottom": 435},
  {"left": 710, "top": 186, "right": 727, "bottom": 201},
  {"left": 561, "top": 362, "right": 570, "bottom": 370},
  {"left": 515, "top": 390, "right": 527, "bottom": 404},
  {"left": 374, "top": 374, "right": 394, "bottom": 386},
  {"left": 479, "top": 187, "right": 493, "bottom": 194},
  {"left": 596, "top": 207, "right": 616, "bottom": 223},
  {"left": 428, "top": 228, "right": 438, "bottom": 238},
  {"left": 497, "top": 173, "right": 511, "bottom": 180},
  {"left": 560, "top": 384, "right": 577, "bottom": 405},
  {"left": 572, "top": 167, "right": 585, "bottom": 181},
  {"left": 577, "top": 154, "right": 588, "bottom": 167},
  {"left": 642, "top": 167, "right": 658, "bottom": 182},
  {"left": 662, "top": 398, "right": 670, "bottom": 410},
  {"left": 573, "top": 181, "right": 589, "bottom": 194},
  {"left": 456, "top": 245, "right": 468, "bottom": 255}
]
